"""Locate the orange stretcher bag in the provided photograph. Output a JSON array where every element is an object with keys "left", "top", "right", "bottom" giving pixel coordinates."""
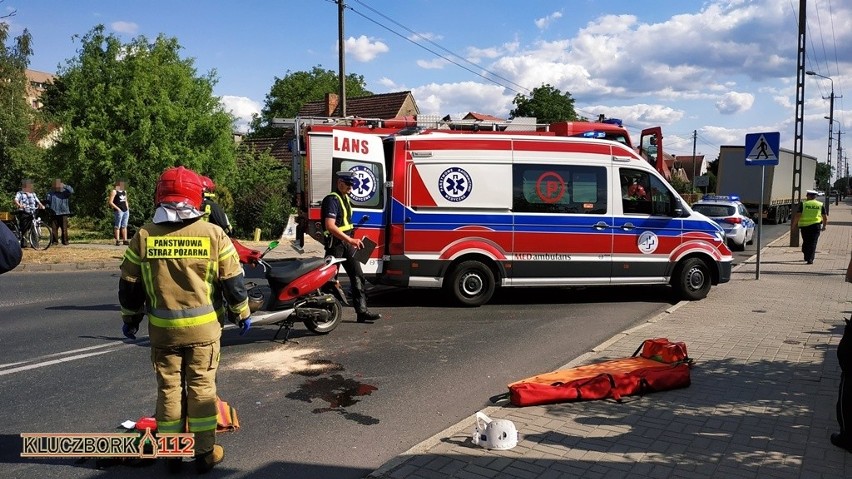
[{"left": 508, "top": 338, "right": 692, "bottom": 407}]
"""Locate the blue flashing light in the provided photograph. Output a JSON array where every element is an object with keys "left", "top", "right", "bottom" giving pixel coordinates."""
[
  {"left": 582, "top": 131, "right": 607, "bottom": 139},
  {"left": 702, "top": 194, "right": 740, "bottom": 202},
  {"left": 602, "top": 118, "right": 623, "bottom": 127}
]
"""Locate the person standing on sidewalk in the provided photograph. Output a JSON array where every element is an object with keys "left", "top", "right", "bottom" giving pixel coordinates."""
[
  {"left": 109, "top": 180, "right": 130, "bottom": 246},
  {"left": 832, "top": 253, "right": 852, "bottom": 453},
  {"left": 792, "top": 189, "right": 827, "bottom": 264},
  {"left": 13, "top": 179, "right": 45, "bottom": 248},
  {"left": 321, "top": 171, "right": 381, "bottom": 323},
  {"left": 119, "top": 166, "right": 251, "bottom": 473},
  {"left": 45, "top": 179, "right": 74, "bottom": 245}
]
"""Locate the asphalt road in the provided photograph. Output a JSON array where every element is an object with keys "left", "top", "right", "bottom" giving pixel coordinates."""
[{"left": 0, "top": 225, "right": 783, "bottom": 478}]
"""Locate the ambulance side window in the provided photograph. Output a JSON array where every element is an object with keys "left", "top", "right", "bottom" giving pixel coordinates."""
[
  {"left": 620, "top": 168, "right": 675, "bottom": 216},
  {"left": 649, "top": 175, "right": 674, "bottom": 216},
  {"left": 621, "top": 168, "right": 652, "bottom": 215},
  {"left": 512, "top": 164, "right": 607, "bottom": 214}
]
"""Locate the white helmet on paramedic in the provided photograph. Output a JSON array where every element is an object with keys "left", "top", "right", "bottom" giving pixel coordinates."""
[{"left": 471, "top": 412, "right": 518, "bottom": 450}]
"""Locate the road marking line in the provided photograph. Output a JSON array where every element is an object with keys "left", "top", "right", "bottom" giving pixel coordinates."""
[{"left": 0, "top": 339, "right": 150, "bottom": 375}]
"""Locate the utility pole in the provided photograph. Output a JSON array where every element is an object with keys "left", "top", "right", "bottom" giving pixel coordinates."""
[
  {"left": 789, "top": 0, "right": 806, "bottom": 248},
  {"left": 691, "top": 130, "right": 697, "bottom": 191},
  {"left": 337, "top": 0, "right": 347, "bottom": 117}
]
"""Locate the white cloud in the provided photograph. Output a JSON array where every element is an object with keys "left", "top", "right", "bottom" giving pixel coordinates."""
[
  {"left": 584, "top": 103, "right": 685, "bottom": 128},
  {"left": 110, "top": 21, "right": 138, "bottom": 35},
  {"left": 407, "top": 32, "right": 443, "bottom": 42},
  {"left": 411, "top": 82, "right": 513, "bottom": 118},
  {"left": 535, "top": 11, "right": 563, "bottom": 30},
  {"left": 715, "top": 91, "right": 754, "bottom": 114},
  {"left": 345, "top": 35, "right": 389, "bottom": 62},
  {"left": 220, "top": 95, "right": 261, "bottom": 133},
  {"left": 416, "top": 58, "right": 449, "bottom": 70},
  {"left": 378, "top": 77, "right": 399, "bottom": 89}
]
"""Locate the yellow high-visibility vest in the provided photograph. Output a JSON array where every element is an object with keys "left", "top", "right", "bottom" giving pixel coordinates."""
[{"left": 798, "top": 199, "right": 823, "bottom": 227}]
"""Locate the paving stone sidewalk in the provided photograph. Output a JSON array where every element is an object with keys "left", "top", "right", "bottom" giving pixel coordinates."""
[{"left": 370, "top": 200, "right": 852, "bottom": 479}]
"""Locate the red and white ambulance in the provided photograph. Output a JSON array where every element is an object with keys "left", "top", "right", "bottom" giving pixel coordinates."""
[{"left": 292, "top": 119, "right": 731, "bottom": 306}]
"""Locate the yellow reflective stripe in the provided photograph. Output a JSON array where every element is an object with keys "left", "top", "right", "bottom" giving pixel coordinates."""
[
  {"left": 149, "top": 309, "right": 219, "bottom": 328},
  {"left": 158, "top": 419, "right": 185, "bottom": 433},
  {"left": 218, "top": 243, "right": 236, "bottom": 261},
  {"left": 120, "top": 307, "right": 142, "bottom": 316},
  {"left": 229, "top": 299, "right": 249, "bottom": 315},
  {"left": 141, "top": 263, "right": 158, "bottom": 310},
  {"left": 206, "top": 260, "right": 215, "bottom": 306},
  {"left": 123, "top": 248, "right": 141, "bottom": 265},
  {"left": 187, "top": 415, "right": 218, "bottom": 432}
]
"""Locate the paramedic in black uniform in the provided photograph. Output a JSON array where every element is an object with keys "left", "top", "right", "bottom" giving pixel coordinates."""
[
  {"left": 832, "top": 252, "right": 852, "bottom": 453},
  {"left": 321, "top": 171, "right": 381, "bottom": 323}
]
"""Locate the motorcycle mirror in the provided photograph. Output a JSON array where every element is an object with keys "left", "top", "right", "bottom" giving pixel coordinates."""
[{"left": 268, "top": 240, "right": 279, "bottom": 250}]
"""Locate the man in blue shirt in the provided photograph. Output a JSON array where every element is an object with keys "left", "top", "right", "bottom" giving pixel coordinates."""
[{"left": 46, "top": 179, "right": 74, "bottom": 245}]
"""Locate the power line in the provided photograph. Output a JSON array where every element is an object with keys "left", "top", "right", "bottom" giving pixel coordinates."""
[
  {"left": 349, "top": 0, "right": 530, "bottom": 94},
  {"left": 340, "top": 0, "right": 527, "bottom": 95}
]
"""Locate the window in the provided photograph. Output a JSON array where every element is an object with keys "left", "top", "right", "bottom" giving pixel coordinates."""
[
  {"left": 620, "top": 168, "right": 674, "bottom": 216},
  {"left": 333, "top": 159, "right": 384, "bottom": 209},
  {"left": 513, "top": 164, "right": 607, "bottom": 214}
]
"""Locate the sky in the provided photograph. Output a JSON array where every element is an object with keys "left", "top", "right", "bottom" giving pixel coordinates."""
[{"left": 11, "top": 0, "right": 852, "bottom": 177}]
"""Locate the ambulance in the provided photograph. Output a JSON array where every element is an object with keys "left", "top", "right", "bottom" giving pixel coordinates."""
[{"left": 294, "top": 120, "right": 731, "bottom": 306}]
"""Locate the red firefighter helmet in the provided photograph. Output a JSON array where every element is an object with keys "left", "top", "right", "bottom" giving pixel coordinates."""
[
  {"left": 200, "top": 175, "right": 215, "bottom": 192},
  {"left": 155, "top": 166, "right": 204, "bottom": 209}
]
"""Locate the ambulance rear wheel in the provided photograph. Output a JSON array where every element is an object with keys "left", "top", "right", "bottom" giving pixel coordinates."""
[
  {"left": 673, "top": 258, "right": 711, "bottom": 301},
  {"left": 446, "top": 260, "right": 495, "bottom": 307}
]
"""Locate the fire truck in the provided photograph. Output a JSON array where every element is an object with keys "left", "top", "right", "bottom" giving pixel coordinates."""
[{"left": 278, "top": 116, "right": 728, "bottom": 306}]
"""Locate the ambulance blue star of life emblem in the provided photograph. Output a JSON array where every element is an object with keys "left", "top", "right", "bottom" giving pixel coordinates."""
[
  {"left": 348, "top": 165, "right": 377, "bottom": 202},
  {"left": 439, "top": 167, "right": 472, "bottom": 202}
]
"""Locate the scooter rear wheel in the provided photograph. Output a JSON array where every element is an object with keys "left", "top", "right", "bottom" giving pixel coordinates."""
[{"left": 304, "top": 298, "right": 342, "bottom": 334}]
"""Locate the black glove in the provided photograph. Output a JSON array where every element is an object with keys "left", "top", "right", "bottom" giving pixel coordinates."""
[{"left": 122, "top": 323, "right": 138, "bottom": 339}]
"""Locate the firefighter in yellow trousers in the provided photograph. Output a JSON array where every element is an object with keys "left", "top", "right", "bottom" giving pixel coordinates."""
[{"left": 119, "top": 166, "right": 250, "bottom": 474}]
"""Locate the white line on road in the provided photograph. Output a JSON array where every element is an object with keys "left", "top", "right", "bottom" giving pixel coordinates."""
[{"left": 0, "top": 339, "right": 150, "bottom": 376}]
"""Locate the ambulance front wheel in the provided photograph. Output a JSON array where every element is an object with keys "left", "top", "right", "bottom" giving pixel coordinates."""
[
  {"left": 446, "top": 260, "right": 496, "bottom": 307},
  {"left": 672, "top": 258, "right": 711, "bottom": 301}
]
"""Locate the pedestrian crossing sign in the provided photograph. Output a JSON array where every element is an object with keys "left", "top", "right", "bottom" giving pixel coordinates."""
[{"left": 744, "top": 132, "right": 780, "bottom": 166}]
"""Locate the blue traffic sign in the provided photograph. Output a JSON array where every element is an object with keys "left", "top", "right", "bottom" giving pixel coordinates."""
[{"left": 744, "top": 132, "right": 780, "bottom": 166}]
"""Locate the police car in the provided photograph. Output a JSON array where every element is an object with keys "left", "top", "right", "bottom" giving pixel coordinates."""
[{"left": 691, "top": 195, "right": 755, "bottom": 251}]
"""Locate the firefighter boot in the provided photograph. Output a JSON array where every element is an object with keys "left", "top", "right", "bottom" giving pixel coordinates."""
[{"left": 195, "top": 444, "right": 224, "bottom": 474}]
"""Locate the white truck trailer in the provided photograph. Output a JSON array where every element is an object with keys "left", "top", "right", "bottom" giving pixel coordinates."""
[{"left": 715, "top": 145, "right": 817, "bottom": 224}]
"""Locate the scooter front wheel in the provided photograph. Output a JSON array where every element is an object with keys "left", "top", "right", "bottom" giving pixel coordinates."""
[{"left": 303, "top": 298, "right": 342, "bottom": 334}]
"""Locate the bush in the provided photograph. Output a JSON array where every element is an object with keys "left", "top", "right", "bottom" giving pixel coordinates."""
[{"left": 229, "top": 149, "right": 292, "bottom": 240}]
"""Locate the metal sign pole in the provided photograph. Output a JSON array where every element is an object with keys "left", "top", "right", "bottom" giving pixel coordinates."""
[{"left": 756, "top": 166, "right": 764, "bottom": 279}]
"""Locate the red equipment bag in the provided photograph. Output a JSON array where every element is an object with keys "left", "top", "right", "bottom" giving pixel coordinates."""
[{"left": 508, "top": 338, "right": 692, "bottom": 407}]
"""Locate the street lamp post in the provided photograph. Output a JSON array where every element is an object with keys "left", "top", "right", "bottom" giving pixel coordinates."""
[{"left": 806, "top": 71, "right": 835, "bottom": 191}]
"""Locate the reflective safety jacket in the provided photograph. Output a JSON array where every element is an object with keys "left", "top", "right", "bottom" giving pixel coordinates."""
[
  {"left": 321, "top": 192, "right": 353, "bottom": 237},
  {"left": 119, "top": 218, "right": 249, "bottom": 348},
  {"left": 798, "top": 199, "right": 824, "bottom": 227}
]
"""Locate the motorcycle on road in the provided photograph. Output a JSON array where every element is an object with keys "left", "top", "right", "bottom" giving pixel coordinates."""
[{"left": 232, "top": 239, "right": 347, "bottom": 341}]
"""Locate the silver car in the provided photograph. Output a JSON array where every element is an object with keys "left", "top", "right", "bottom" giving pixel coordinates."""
[{"left": 691, "top": 195, "right": 755, "bottom": 251}]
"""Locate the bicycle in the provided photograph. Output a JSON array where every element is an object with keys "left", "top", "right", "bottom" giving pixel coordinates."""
[{"left": 11, "top": 209, "right": 55, "bottom": 250}]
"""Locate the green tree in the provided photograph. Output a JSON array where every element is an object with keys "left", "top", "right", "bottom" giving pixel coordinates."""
[
  {"left": 249, "top": 65, "right": 371, "bottom": 137},
  {"left": 229, "top": 145, "right": 291, "bottom": 239},
  {"left": 42, "top": 25, "right": 237, "bottom": 228},
  {"left": 815, "top": 162, "right": 831, "bottom": 191},
  {"left": 0, "top": 22, "right": 43, "bottom": 197},
  {"left": 509, "top": 84, "right": 580, "bottom": 124}
]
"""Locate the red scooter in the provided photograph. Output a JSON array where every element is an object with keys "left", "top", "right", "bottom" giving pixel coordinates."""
[{"left": 232, "top": 239, "right": 347, "bottom": 341}]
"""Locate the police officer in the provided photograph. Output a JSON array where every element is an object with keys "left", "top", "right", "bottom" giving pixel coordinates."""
[
  {"left": 793, "top": 189, "right": 828, "bottom": 264},
  {"left": 199, "top": 176, "right": 232, "bottom": 235},
  {"left": 321, "top": 170, "right": 381, "bottom": 323},
  {"left": 119, "top": 166, "right": 250, "bottom": 474}
]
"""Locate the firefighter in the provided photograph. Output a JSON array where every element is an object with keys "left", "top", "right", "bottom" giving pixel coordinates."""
[
  {"left": 119, "top": 166, "right": 251, "bottom": 474},
  {"left": 200, "top": 176, "right": 232, "bottom": 235},
  {"left": 321, "top": 170, "right": 381, "bottom": 323}
]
